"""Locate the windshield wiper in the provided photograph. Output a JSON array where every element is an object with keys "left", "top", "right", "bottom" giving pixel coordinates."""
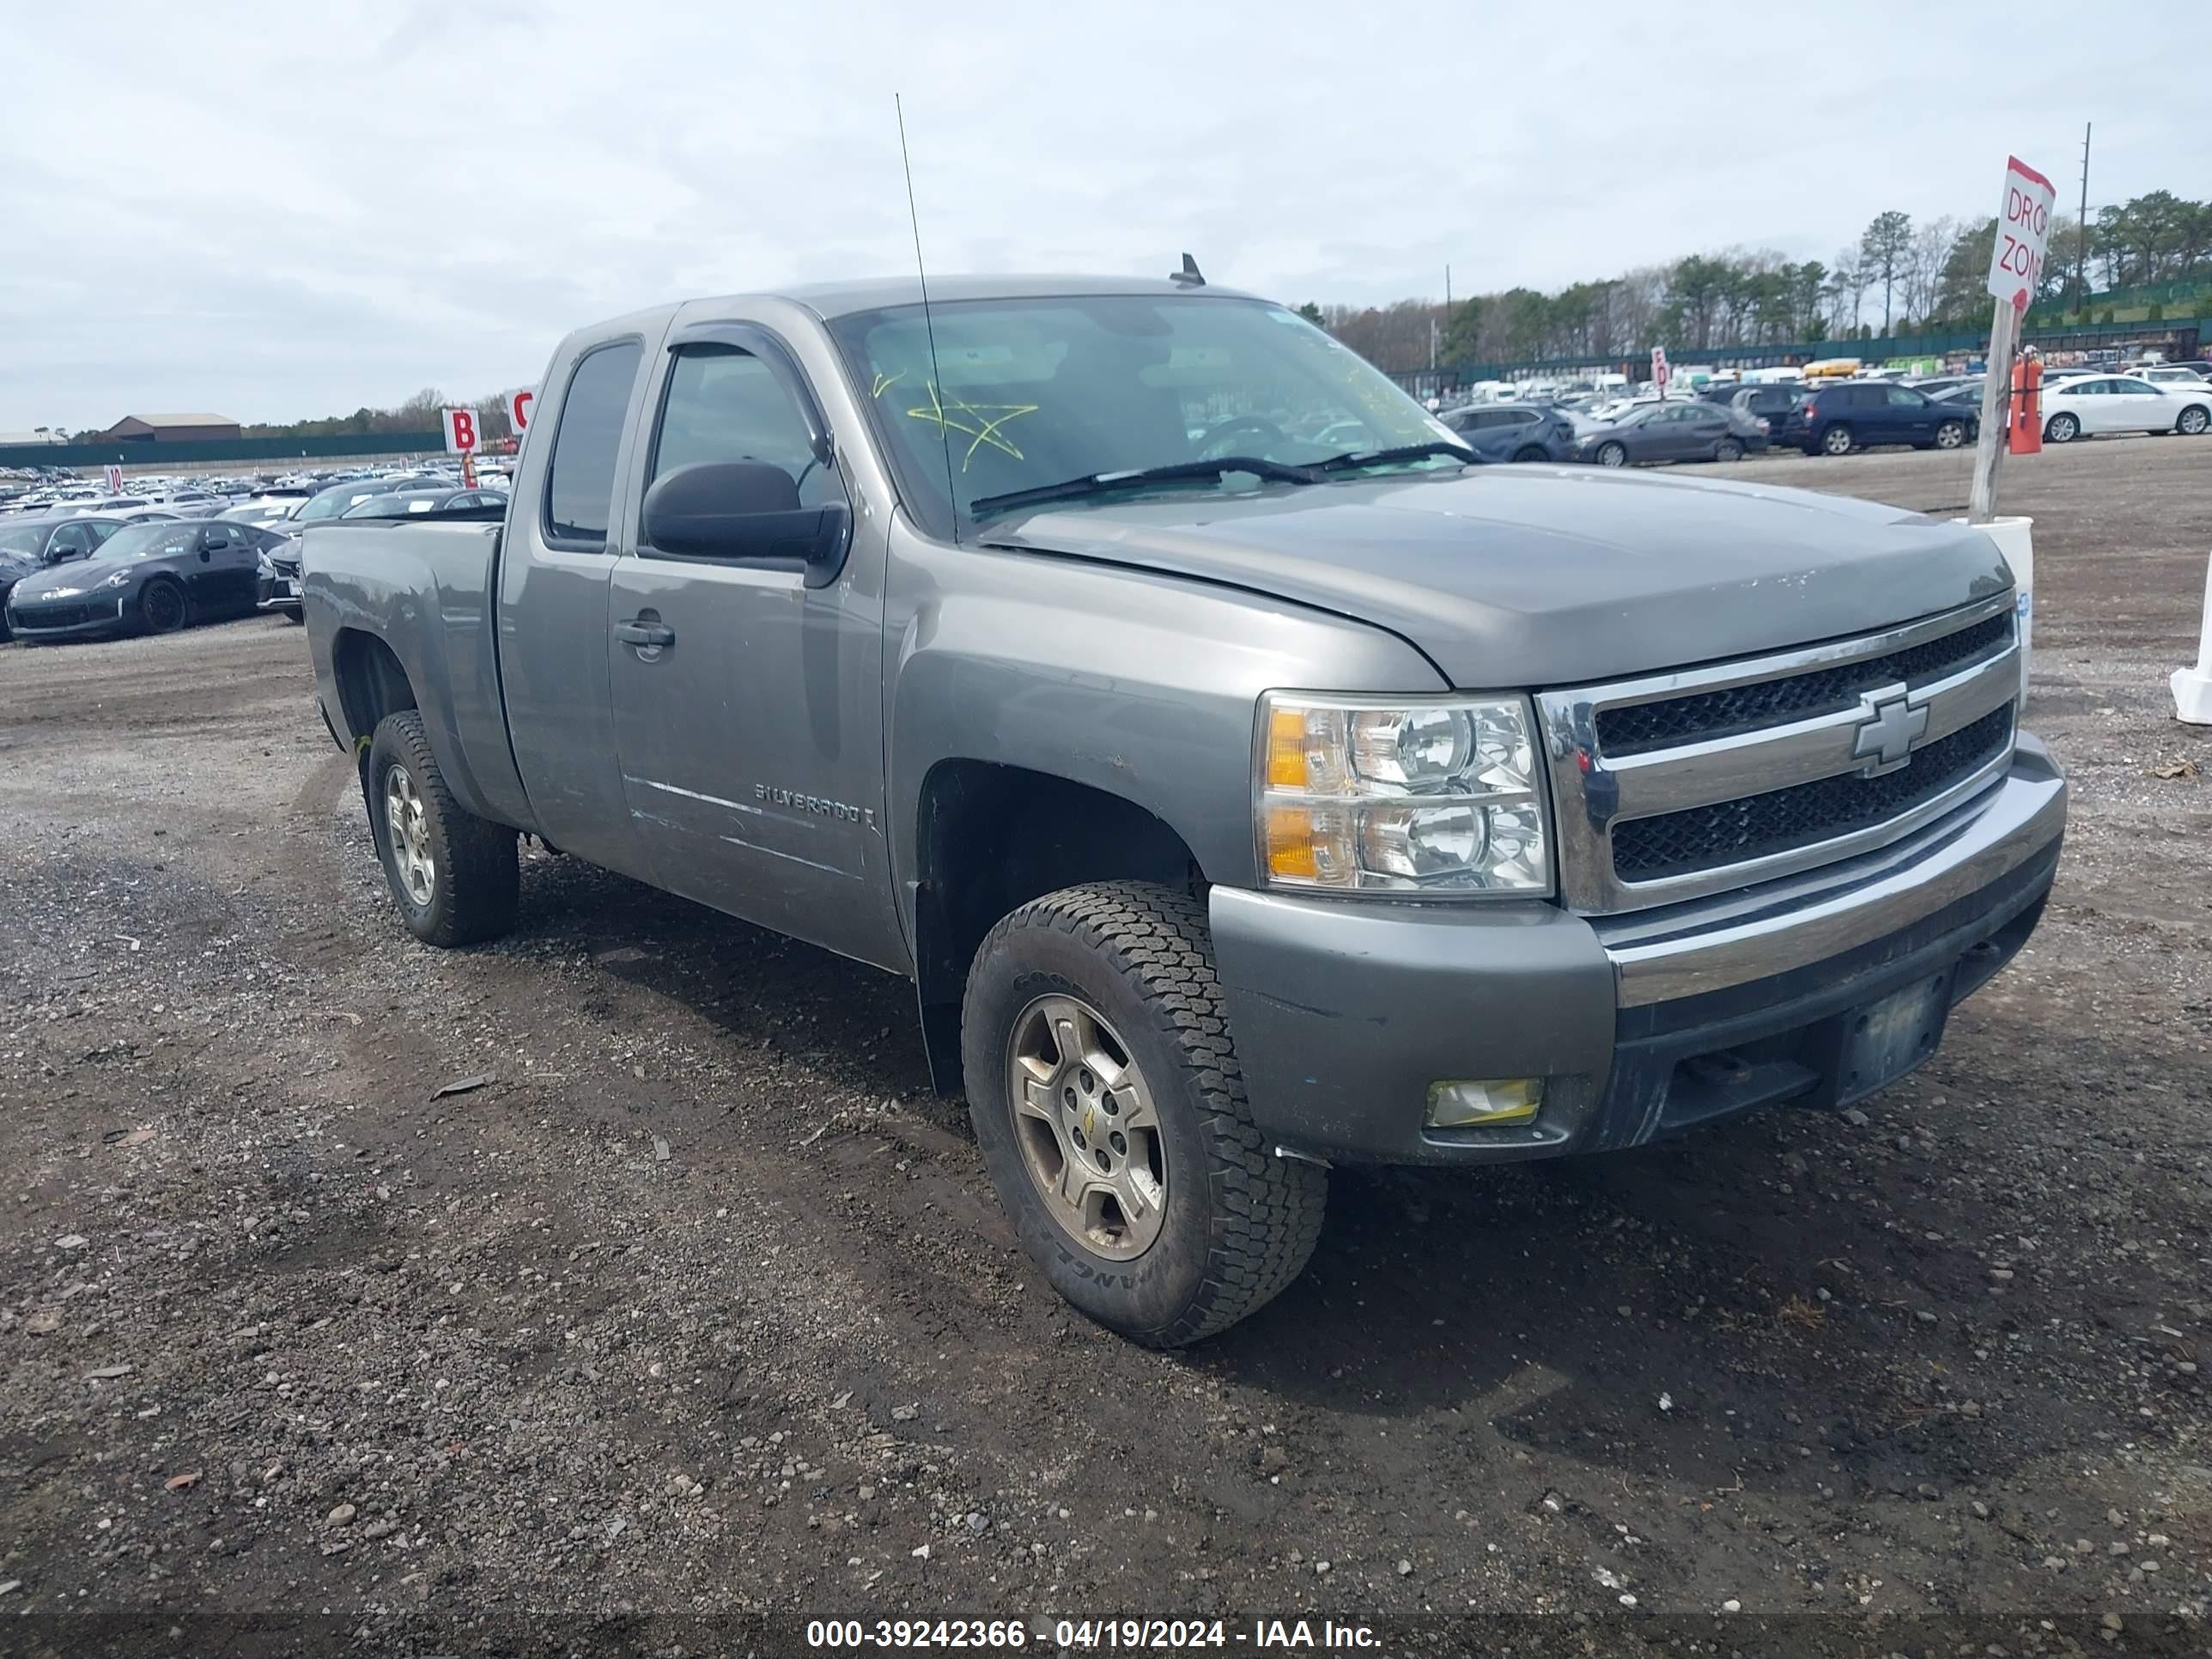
[
  {"left": 969, "top": 456, "right": 1322, "bottom": 520},
  {"left": 1313, "top": 441, "right": 1479, "bottom": 472}
]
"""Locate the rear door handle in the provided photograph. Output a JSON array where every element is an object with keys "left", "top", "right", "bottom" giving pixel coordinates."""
[{"left": 616, "top": 619, "right": 675, "bottom": 648}]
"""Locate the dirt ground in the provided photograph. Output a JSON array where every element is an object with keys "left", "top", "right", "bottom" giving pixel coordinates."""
[{"left": 2, "top": 438, "right": 2207, "bottom": 1658}]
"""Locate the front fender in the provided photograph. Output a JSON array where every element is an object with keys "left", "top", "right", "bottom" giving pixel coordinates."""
[{"left": 883, "top": 532, "right": 1443, "bottom": 943}]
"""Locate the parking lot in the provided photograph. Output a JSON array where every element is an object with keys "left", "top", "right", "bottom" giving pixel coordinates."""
[{"left": 1, "top": 440, "right": 2206, "bottom": 1653}]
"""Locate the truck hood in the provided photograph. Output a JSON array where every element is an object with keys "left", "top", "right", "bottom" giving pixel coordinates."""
[{"left": 985, "top": 466, "right": 2014, "bottom": 688}]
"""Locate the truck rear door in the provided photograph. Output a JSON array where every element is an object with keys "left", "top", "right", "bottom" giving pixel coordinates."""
[{"left": 604, "top": 316, "right": 899, "bottom": 970}]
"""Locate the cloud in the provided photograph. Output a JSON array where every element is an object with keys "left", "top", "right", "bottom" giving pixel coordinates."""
[{"left": 0, "top": 0, "right": 2189, "bottom": 428}]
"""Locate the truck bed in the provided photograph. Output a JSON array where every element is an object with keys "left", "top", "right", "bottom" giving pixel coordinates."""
[{"left": 302, "top": 515, "right": 534, "bottom": 833}]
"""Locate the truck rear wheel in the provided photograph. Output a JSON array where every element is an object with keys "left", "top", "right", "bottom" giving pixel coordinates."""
[
  {"left": 961, "top": 881, "right": 1326, "bottom": 1346},
  {"left": 366, "top": 710, "right": 518, "bottom": 947}
]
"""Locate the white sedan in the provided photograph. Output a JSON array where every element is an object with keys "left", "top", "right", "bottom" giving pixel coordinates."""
[{"left": 2041, "top": 374, "right": 2212, "bottom": 442}]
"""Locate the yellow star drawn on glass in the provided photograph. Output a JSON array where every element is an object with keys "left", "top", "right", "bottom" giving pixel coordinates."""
[
  {"left": 903, "top": 383, "right": 1039, "bottom": 471},
  {"left": 871, "top": 369, "right": 905, "bottom": 398}
]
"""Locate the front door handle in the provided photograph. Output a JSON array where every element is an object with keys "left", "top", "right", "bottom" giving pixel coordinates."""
[{"left": 616, "top": 618, "right": 675, "bottom": 648}]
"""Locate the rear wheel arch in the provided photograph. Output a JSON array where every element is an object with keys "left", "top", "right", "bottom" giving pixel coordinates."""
[
  {"left": 908, "top": 759, "right": 1204, "bottom": 1096},
  {"left": 332, "top": 629, "right": 418, "bottom": 745}
]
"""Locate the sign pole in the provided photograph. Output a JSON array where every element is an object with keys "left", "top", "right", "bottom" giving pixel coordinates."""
[
  {"left": 1968, "top": 155, "right": 2057, "bottom": 526},
  {"left": 1967, "top": 296, "right": 2017, "bottom": 525}
]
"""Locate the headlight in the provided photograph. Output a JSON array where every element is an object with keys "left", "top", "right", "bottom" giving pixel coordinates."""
[
  {"left": 41, "top": 586, "right": 84, "bottom": 599},
  {"left": 103, "top": 570, "right": 133, "bottom": 587},
  {"left": 1255, "top": 693, "right": 1550, "bottom": 896},
  {"left": 258, "top": 552, "right": 276, "bottom": 577}
]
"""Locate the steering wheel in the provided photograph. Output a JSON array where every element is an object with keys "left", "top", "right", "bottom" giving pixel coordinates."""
[{"left": 1194, "top": 415, "right": 1287, "bottom": 459}]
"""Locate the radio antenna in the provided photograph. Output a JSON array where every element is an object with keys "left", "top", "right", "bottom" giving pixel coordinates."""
[{"left": 896, "top": 94, "right": 959, "bottom": 545}]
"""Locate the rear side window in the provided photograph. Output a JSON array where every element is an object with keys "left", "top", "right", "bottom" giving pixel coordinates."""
[{"left": 545, "top": 341, "right": 643, "bottom": 546}]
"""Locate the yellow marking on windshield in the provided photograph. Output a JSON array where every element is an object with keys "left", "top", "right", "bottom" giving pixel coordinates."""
[
  {"left": 903, "top": 384, "right": 1039, "bottom": 470},
  {"left": 871, "top": 369, "right": 906, "bottom": 398}
]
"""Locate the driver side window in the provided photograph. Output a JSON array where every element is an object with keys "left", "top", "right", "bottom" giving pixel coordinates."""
[
  {"left": 49, "top": 523, "right": 100, "bottom": 562},
  {"left": 649, "top": 346, "right": 845, "bottom": 510}
]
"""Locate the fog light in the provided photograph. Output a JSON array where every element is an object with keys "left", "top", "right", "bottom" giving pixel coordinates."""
[{"left": 1425, "top": 1077, "right": 1544, "bottom": 1128}]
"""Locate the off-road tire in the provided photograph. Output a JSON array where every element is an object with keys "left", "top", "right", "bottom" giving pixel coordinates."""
[
  {"left": 367, "top": 710, "right": 519, "bottom": 947},
  {"left": 962, "top": 881, "right": 1326, "bottom": 1346}
]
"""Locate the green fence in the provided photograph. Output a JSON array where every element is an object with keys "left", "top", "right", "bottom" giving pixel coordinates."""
[
  {"left": 1392, "top": 317, "right": 2202, "bottom": 394},
  {"left": 0, "top": 429, "right": 446, "bottom": 472}
]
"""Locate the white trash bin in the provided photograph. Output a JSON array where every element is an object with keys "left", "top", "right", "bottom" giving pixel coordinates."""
[
  {"left": 1956, "top": 515, "right": 2033, "bottom": 704},
  {"left": 2172, "top": 552, "right": 2212, "bottom": 726}
]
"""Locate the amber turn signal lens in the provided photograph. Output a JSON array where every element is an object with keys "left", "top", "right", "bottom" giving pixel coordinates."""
[{"left": 1266, "top": 707, "right": 1311, "bottom": 789}]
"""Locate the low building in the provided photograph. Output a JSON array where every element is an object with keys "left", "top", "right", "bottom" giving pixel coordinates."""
[
  {"left": 0, "top": 430, "right": 68, "bottom": 446},
  {"left": 99, "top": 412, "right": 242, "bottom": 443}
]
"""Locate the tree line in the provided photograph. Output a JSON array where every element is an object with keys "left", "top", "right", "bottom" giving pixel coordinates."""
[
  {"left": 1318, "top": 188, "right": 2212, "bottom": 373},
  {"left": 235, "top": 387, "right": 528, "bottom": 444}
]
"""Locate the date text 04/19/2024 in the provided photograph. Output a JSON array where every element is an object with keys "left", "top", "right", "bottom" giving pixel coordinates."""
[{"left": 803, "top": 1620, "right": 1380, "bottom": 1649}]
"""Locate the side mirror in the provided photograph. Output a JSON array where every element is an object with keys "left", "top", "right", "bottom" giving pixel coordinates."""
[{"left": 641, "top": 462, "right": 851, "bottom": 587}]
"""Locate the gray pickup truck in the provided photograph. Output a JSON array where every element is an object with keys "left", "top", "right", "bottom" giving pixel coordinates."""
[{"left": 304, "top": 275, "right": 2065, "bottom": 1346}]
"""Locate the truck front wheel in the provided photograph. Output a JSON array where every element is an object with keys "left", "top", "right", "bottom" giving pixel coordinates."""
[
  {"left": 961, "top": 882, "right": 1326, "bottom": 1346},
  {"left": 366, "top": 710, "right": 519, "bottom": 947}
]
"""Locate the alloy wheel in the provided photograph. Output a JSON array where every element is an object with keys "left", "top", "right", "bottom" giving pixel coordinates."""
[
  {"left": 1005, "top": 993, "right": 1167, "bottom": 1261},
  {"left": 383, "top": 766, "right": 436, "bottom": 908}
]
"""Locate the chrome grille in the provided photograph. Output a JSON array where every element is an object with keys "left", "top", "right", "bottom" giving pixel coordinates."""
[
  {"left": 1535, "top": 596, "right": 2021, "bottom": 914},
  {"left": 1597, "top": 611, "right": 2012, "bottom": 755}
]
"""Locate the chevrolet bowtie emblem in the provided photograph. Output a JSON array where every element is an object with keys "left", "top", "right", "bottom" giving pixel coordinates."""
[{"left": 1851, "top": 687, "right": 1928, "bottom": 775}]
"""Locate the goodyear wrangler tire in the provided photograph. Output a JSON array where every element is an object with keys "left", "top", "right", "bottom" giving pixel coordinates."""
[
  {"left": 962, "top": 881, "right": 1327, "bottom": 1346},
  {"left": 367, "top": 710, "right": 519, "bottom": 948}
]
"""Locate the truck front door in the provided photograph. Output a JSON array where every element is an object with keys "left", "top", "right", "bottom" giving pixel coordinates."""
[{"left": 605, "top": 321, "right": 899, "bottom": 971}]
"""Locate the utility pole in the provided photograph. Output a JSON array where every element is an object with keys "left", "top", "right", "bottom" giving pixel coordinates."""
[{"left": 2075, "top": 122, "right": 2091, "bottom": 314}]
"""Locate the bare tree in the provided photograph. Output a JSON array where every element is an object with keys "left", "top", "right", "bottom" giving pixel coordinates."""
[{"left": 1901, "top": 216, "right": 1954, "bottom": 326}]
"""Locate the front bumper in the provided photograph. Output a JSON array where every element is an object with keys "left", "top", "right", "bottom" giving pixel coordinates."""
[
  {"left": 5, "top": 592, "right": 132, "bottom": 641},
  {"left": 1210, "top": 737, "right": 2066, "bottom": 1165},
  {"left": 258, "top": 570, "right": 303, "bottom": 612}
]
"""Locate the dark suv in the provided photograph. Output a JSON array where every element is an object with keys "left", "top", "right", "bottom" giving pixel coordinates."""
[{"left": 1791, "top": 382, "right": 1976, "bottom": 456}]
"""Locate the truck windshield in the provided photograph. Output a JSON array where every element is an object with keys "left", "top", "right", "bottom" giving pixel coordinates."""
[{"left": 826, "top": 295, "right": 1458, "bottom": 536}]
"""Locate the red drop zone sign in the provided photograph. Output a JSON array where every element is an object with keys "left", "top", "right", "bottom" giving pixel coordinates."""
[
  {"left": 1987, "top": 155, "right": 2057, "bottom": 313},
  {"left": 509, "top": 388, "right": 533, "bottom": 434}
]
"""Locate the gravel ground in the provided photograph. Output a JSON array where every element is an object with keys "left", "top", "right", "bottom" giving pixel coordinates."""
[{"left": 2, "top": 438, "right": 2207, "bottom": 1657}]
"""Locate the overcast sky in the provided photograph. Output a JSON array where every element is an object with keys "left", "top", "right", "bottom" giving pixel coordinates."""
[{"left": 3, "top": 1, "right": 2198, "bottom": 430}]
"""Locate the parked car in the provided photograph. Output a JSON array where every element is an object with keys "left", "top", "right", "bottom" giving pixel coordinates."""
[
  {"left": 2039, "top": 374, "right": 2212, "bottom": 442},
  {"left": 1793, "top": 382, "right": 1976, "bottom": 456},
  {"left": 1437, "top": 401, "right": 1577, "bottom": 462},
  {"left": 283, "top": 474, "right": 448, "bottom": 534},
  {"left": 5, "top": 517, "right": 288, "bottom": 641},
  {"left": 1930, "top": 380, "right": 1986, "bottom": 407},
  {"left": 301, "top": 274, "right": 2063, "bottom": 1346},
  {"left": 221, "top": 495, "right": 308, "bottom": 527},
  {"left": 339, "top": 487, "right": 508, "bottom": 519},
  {"left": 2124, "top": 365, "right": 2212, "bottom": 393},
  {"left": 0, "top": 547, "right": 45, "bottom": 641},
  {"left": 1727, "top": 384, "right": 1804, "bottom": 434},
  {"left": 0, "top": 513, "right": 126, "bottom": 574},
  {"left": 1571, "top": 398, "right": 1761, "bottom": 466}
]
